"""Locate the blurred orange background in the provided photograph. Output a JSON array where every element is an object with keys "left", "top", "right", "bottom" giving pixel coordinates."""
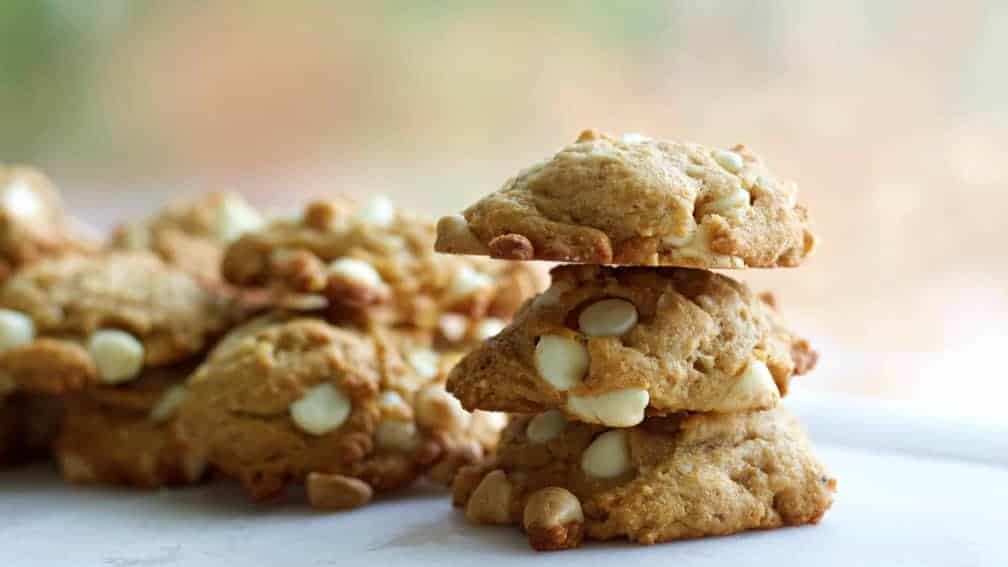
[{"left": 2, "top": 1, "right": 1005, "bottom": 419}]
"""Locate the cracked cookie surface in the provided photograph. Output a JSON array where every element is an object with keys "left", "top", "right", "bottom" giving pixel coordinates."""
[
  {"left": 0, "top": 166, "right": 96, "bottom": 280},
  {"left": 174, "top": 317, "right": 504, "bottom": 506},
  {"left": 221, "top": 199, "right": 544, "bottom": 346},
  {"left": 454, "top": 408, "right": 836, "bottom": 549},
  {"left": 435, "top": 130, "right": 816, "bottom": 268},
  {"left": 448, "top": 265, "right": 816, "bottom": 425},
  {"left": 0, "top": 252, "right": 235, "bottom": 393}
]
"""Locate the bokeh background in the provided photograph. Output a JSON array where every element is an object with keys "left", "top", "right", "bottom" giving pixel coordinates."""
[{"left": 2, "top": 1, "right": 1006, "bottom": 419}]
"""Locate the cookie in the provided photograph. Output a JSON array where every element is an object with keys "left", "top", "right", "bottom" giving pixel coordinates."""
[
  {"left": 454, "top": 408, "right": 836, "bottom": 549},
  {"left": 220, "top": 198, "right": 544, "bottom": 346},
  {"left": 174, "top": 317, "right": 505, "bottom": 507},
  {"left": 447, "top": 265, "right": 816, "bottom": 426},
  {"left": 0, "top": 393, "right": 62, "bottom": 464},
  {"left": 0, "top": 252, "right": 234, "bottom": 393},
  {"left": 54, "top": 364, "right": 205, "bottom": 488},
  {"left": 0, "top": 166, "right": 96, "bottom": 280},
  {"left": 109, "top": 192, "right": 265, "bottom": 284},
  {"left": 435, "top": 130, "right": 816, "bottom": 268}
]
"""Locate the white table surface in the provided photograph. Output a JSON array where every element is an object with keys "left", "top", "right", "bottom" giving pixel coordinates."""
[{"left": 2, "top": 394, "right": 1007, "bottom": 567}]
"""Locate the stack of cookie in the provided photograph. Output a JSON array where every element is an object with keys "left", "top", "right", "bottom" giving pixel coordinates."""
[{"left": 434, "top": 130, "right": 837, "bottom": 550}]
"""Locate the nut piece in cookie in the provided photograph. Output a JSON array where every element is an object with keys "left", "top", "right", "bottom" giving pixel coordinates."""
[
  {"left": 174, "top": 317, "right": 501, "bottom": 507},
  {"left": 0, "top": 166, "right": 97, "bottom": 280},
  {"left": 435, "top": 130, "right": 816, "bottom": 268},
  {"left": 54, "top": 364, "right": 206, "bottom": 488},
  {"left": 448, "top": 265, "right": 816, "bottom": 421},
  {"left": 0, "top": 252, "right": 235, "bottom": 393},
  {"left": 523, "top": 487, "right": 585, "bottom": 551},
  {"left": 453, "top": 408, "right": 836, "bottom": 549},
  {"left": 108, "top": 192, "right": 265, "bottom": 284},
  {"left": 220, "top": 198, "right": 544, "bottom": 346}
]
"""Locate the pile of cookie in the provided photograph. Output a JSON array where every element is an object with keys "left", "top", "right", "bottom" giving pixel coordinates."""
[
  {"left": 436, "top": 130, "right": 837, "bottom": 549},
  {"left": 0, "top": 166, "right": 543, "bottom": 508}
]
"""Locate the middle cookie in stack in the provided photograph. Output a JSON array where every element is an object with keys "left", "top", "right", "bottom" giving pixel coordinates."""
[{"left": 435, "top": 130, "right": 836, "bottom": 550}]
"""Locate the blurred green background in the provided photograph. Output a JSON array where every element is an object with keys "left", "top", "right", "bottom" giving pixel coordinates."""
[{"left": 1, "top": 1, "right": 1006, "bottom": 417}]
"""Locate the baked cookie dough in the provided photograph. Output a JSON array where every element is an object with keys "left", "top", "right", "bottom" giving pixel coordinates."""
[
  {"left": 55, "top": 364, "right": 205, "bottom": 488},
  {"left": 0, "top": 252, "right": 234, "bottom": 393},
  {"left": 0, "top": 166, "right": 95, "bottom": 280},
  {"left": 454, "top": 408, "right": 836, "bottom": 550},
  {"left": 174, "top": 317, "right": 504, "bottom": 507},
  {"left": 109, "top": 192, "right": 265, "bottom": 284},
  {"left": 448, "top": 265, "right": 816, "bottom": 425},
  {"left": 220, "top": 198, "right": 543, "bottom": 345},
  {"left": 0, "top": 393, "right": 63, "bottom": 464},
  {"left": 435, "top": 130, "right": 816, "bottom": 268}
]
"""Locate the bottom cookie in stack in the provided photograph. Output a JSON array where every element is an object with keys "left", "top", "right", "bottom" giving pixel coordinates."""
[{"left": 454, "top": 408, "right": 836, "bottom": 550}]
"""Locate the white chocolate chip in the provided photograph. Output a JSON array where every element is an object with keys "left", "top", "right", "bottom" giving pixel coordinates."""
[
  {"left": 375, "top": 419, "right": 419, "bottom": 452},
  {"left": 88, "top": 330, "right": 145, "bottom": 384},
  {"left": 1, "top": 180, "right": 44, "bottom": 220},
  {"left": 406, "top": 348, "right": 441, "bottom": 379},
  {"left": 697, "top": 186, "right": 750, "bottom": 217},
  {"left": 465, "top": 469, "right": 513, "bottom": 524},
  {"left": 472, "top": 410, "right": 508, "bottom": 433},
  {"left": 684, "top": 164, "right": 706, "bottom": 179},
  {"left": 474, "top": 318, "right": 506, "bottom": 341},
  {"left": 377, "top": 390, "right": 413, "bottom": 420},
  {"left": 289, "top": 383, "right": 352, "bottom": 435},
  {"left": 149, "top": 385, "right": 187, "bottom": 424},
  {"left": 525, "top": 410, "right": 567, "bottom": 444},
  {"left": 437, "top": 214, "right": 489, "bottom": 253},
  {"left": 712, "top": 359, "right": 779, "bottom": 412},
  {"left": 0, "top": 309, "right": 35, "bottom": 352},
  {"left": 523, "top": 487, "right": 583, "bottom": 528},
  {"left": 533, "top": 335, "right": 588, "bottom": 391},
  {"left": 714, "top": 149, "right": 744, "bottom": 173},
  {"left": 438, "top": 313, "right": 469, "bottom": 343},
  {"left": 328, "top": 258, "right": 385, "bottom": 288},
  {"left": 356, "top": 195, "right": 396, "bottom": 227},
  {"left": 581, "top": 430, "right": 632, "bottom": 479},
  {"left": 448, "top": 265, "right": 493, "bottom": 298},
  {"left": 578, "top": 298, "right": 638, "bottom": 337},
  {"left": 216, "top": 193, "right": 265, "bottom": 242},
  {"left": 415, "top": 383, "right": 471, "bottom": 433},
  {"left": 565, "top": 387, "right": 649, "bottom": 427}
]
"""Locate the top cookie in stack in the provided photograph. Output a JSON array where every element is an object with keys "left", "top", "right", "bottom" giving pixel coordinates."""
[
  {"left": 435, "top": 129, "right": 816, "bottom": 269},
  {"left": 434, "top": 130, "right": 834, "bottom": 551}
]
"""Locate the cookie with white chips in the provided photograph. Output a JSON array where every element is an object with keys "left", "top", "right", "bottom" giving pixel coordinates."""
[
  {"left": 221, "top": 198, "right": 543, "bottom": 346},
  {"left": 435, "top": 130, "right": 816, "bottom": 268},
  {"left": 448, "top": 265, "right": 817, "bottom": 427},
  {"left": 455, "top": 408, "right": 835, "bottom": 550},
  {"left": 173, "top": 317, "right": 505, "bottom": 508},
  {"left": 0, "top": 252, "right": 234, "bottom": 393}
]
